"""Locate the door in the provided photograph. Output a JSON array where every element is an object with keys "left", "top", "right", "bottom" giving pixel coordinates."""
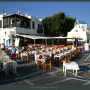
[{"left": 6, "top": 40, "right": 9, "bottom": 46}]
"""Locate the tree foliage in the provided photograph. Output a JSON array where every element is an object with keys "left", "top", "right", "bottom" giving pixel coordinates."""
[{"left": 42, "top": 12, "right": 76, "bottom": 36}]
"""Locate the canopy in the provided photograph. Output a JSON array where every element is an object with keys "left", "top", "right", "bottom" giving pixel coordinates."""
[
  {"left": 16, "top": 34, "right": 82, "bottom": 46},
  {"left": 16, "top": 34, "right": 82, "bottom": 40}
]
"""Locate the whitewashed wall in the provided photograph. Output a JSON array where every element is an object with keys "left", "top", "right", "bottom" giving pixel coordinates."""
[{"left": 67, "top": 21, "right": 89, "bottom": 43}]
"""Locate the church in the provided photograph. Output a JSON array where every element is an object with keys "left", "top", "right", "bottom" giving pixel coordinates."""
[{"left": 67, "top": 20, "right": 90, "bottom": 45}]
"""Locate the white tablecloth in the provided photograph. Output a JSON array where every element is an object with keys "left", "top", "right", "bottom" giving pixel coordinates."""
[
  {"left": 0, "top": 60, "right": 18, "bottom": 75},
  {"left": 21, "top": 52, "right": 28, "bottom": 60},
  {"left": 54, "top": 53, "right": 65, "bottom": 60},
  {"left": 63, "top": 61, "right": 79, "bottom": 76},
  {"left": 34, "top": 54, "right": 46, "bottom": 64}
]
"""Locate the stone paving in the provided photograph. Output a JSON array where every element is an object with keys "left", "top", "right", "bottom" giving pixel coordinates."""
[{"left": 0, "top": 51, "right": 90, "bottom": 86}]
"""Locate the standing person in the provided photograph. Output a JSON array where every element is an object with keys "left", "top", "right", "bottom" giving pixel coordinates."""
[
  {"left": 10, "top": 44, "right": 17, "bottom": 60},
  {"left": 1, "top": 43, "right": 5, "bottom": 51}
]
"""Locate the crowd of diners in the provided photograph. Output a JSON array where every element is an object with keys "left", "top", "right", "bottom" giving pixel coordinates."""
[
  {"left": 0, "top": 41, "right": 84, "bottom": 73},
  {"left": 0, "top": 42, "right": 84, "bottom": 73}
]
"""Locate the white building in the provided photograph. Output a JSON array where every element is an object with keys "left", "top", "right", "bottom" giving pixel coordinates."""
[
  {"left": 0, "top": 12, "right": 44, "bottom": 46},
  {"left": 67, "top": 20, "right": 90, "bottom": 45}
]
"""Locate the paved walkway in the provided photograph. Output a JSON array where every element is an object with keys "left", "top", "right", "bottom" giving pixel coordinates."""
[{"left": 0, "top": 51, "right": 90, "bottom": 86}]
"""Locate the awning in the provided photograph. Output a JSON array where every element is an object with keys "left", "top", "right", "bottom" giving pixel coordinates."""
[
  {"left": 16, "top": 34, "right": 83, "bottom": 40},
  {"left": 16, "top": 34, "right": 83, "bottom": 46},
  {"left": 16, "top": 34, "right": 46, "bottom": 39}
]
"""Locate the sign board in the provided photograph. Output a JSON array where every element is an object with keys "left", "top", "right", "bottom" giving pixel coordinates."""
[
  {"left": 84, "top": 43, "right": 89, "bottom": 51},
  {"left": 9, "top": 31, "right": 15, "bottom": 35},
  {"left": 15, "top": 38, "right": 20, "bottom": 47}
]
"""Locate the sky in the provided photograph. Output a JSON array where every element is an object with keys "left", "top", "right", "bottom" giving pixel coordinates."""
[{"left": 0, "top": 2, "right": 90, "bottom": 27}]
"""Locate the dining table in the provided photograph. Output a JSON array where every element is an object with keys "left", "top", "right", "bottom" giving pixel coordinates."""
[
  {"left": 63, "top": 61, "right": 79, "bottom": 77},
  {"left": 0, "top": 52, "right": 18, "bottom": 75}
]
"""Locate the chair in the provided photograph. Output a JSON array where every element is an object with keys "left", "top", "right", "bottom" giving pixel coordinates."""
[
  {"left": 65, "top": 54, "right": 71, "bottom": 63},
  {"left": 36, "top": 54, "right": 45, "bottom": 71},
  {"left": 37, "top": 60, "right": 44, "bottom": 71},
  {"left": 60, "top": 56, "right": 66, "bottom": 64},
  {"left": 28, "top": 54, "right": 34, "bottom": 60},
  {"left": 6, "top": 62, "right": 15, "bottom": 75},
  {"left": 71, "top": 51, "right": 75, "bottom": 58},
  {"left": 43, "top": 57, "right": 52, "bottom": 71}
]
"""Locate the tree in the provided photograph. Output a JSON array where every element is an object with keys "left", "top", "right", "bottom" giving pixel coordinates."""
[{"left": 42, "top": 12, "right": 76, "bottom": 36}]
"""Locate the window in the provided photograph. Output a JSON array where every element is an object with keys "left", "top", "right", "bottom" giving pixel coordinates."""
[
  {"left": 41, "top": 25, "right": 42, "bottom": 29},
  {"left": 0, "top": 20, "right": 2, "bottom": 28},
  {"left": 38, "top": 24, "right": 40, "bottom": 29},
  {"left": 38, "top": 24, "right": 43, "bottom": 29},
  {"left": 3, "top": 18, "right": 8, "bottom": 28},
  {"left": 32, "top": 21, "right": 35, "bottom": 29},
  {"left": 37, "top": 24, "right": 43, "bottom": 33},
  {"left": 75, "top": 30, "right": 78, "bottom": 32}
]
